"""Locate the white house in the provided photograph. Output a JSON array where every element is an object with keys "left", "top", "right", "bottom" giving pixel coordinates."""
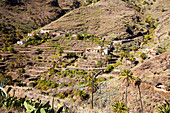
[
  {"left": 100, "top": 38, "right": 105, "bottom": 41},
  {"left": 102, "top": 48, "right": 109, "bottom": 55},
  {"left": 85, "top": 46, "right": 109, "bottom": 55},
  {"left": 72, "top": 34, "right": 77, "bottom": 37},
  {"left": 60, "top": 31, "right": 65, "bottom": 34},
  {"left": 113, "top": 40, "right": 122, "bottom": 45},
  {"left": 17, "top": 40, "right": 26, "bottom": 45},
  {"left": 85, "top": 46, "right": 101, "bottom": 53},
  {"left": 28, "top": 33, "right": 34, "bottom": 37},
  {"left": 114, "top": 69, "right": 121, "bottom": 72},
  {"left": 145, "top": 48, "right": 157, "bottom": 55},
  {"left": 40, "top": 29, "right": 50, "bottom": 34},
  {"left": 52, "top": 32, "right": 61, "bottom": 36}
]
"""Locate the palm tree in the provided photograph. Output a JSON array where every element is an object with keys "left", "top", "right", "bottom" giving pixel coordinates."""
[
  {"left": 58, "top": 47, "right": 63, "bottom": 56},
  {"left": 112, "top": 101, "right": 128, "bottom": 113},
  {"left": 156, "top": 101, "right": 170, "bottom": 113},
  {"left": 89, "top": 69, "right": 103, "bottom": 109},
  {"left": 104, "top": 54, "right": 112, "bottom": 66},
  {"left": 135, "top": 77, "right": 143, "bottom": 113},
  {"left": 119, "top": 69, "right": 135, "bottom": 106},
  {"left": 123, "top": 51, "right": 129, "bottom": 66}
]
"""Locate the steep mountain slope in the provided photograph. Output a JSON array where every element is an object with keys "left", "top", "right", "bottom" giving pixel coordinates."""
[
  {"left": 0, "top": 0, "right": 87, "bottom": 46},
  {"left": 0, "top": 0, "right": 62, "bottom": 33},
  {"left": 43, "top": 0, "right": 148, "bottom": 40},
  {"left": 145, "top": 0, "right": 170, "bottom": 44}
]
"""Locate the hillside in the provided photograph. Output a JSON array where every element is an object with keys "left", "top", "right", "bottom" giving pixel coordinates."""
[
  {"left": 43, "top": 0, "right": 148, "bottom": 40},
  {"left": 0, "top": 0, "right": 64, "bottom": 31},
  {"left": 0, "top": 0, "right": 87, "bottom": 46},
  {"left": 43, "top": 0, "right": 170, "bottom": 41},
  {"left": 0, "top": 0, "right": 169, "bottom": 113}
]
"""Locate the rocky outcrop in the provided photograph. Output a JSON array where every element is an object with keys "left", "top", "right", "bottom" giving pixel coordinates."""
[{"left": 47, "top": 0, "right": 59, "bottom": 7}]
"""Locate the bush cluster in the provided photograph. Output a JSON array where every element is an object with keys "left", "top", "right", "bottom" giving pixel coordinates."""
[{"left": 35, "top": 80, "right": 59, "bottom": 91}]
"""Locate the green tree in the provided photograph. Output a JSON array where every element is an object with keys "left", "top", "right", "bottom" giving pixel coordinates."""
[
  {"left": 119, "top": 69, "right": 135, "bottom": 106},
  {"left": 135, "top": 77, "right": 143, "bottom": 113},
  {"left": 1, "top": 46, "right": 7, "bottom": 52},
  {"left": 132, "top": 45, "right": 138, "bottom": 53},
  {"left": 8, "top": 47, "right": 15, "bottom": 53},
  {"left": 104, "top": 54, "right": 112, "bottom": 65},
  {"left": 58, "top": 47, "right": 63, "bottom": 56},
  {"left": 129, "top": 56, "right": 136, "bottom": 66},
  {"left": 156, "top": 101, "right": 170, "bottom": 113},
  {"left": 140, "top": 53, "right": 147, "bottom": 60},
  {"left": 45, "top": 32, "right": 49, "bottom": 38},
  {"left": 76, "top": 34, "right": 83, "bottom": 40},
  {"left": 67, "top": 52, "right": 77, "bottom": 58},
  {"left": 106, "top": 65, "right": 114, "bottom": 73},
  {"left": 77, "top": 90, "right": 89, "bottom": 100},
  {"left": 112, "top": 101, "right": 128, "bottom": 113},
  {"left": 123, "top": 51, "right": 129, "bottom": 65}
]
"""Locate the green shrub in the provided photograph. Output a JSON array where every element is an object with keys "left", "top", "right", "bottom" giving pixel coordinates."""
[
  {"left": 68, "top": 59, "right": 73, "bottom": 63},
  {"left": 51, "top": 83, "right": 59, "bottom": 88},
  {"left": 112, "top": 101, "right": 128, "bottom": 112},
  {"left": 17, "top": 68, "right": 25, "bottom": 76},
  {"left": 132, "top": 45, "right": 138, "bottom": 52},
  {"left": 1, "top": 46, "right": 7, "bottom": 52},
  {"left": 8, "top": 47, "right": 15, "bottom": 53},
  {"left": 62, "top": 64, "right": 66, "bottom": 68},
  {"left": 82, "top": 55, "right": 87, "bottom": 59},
  {"left": 58, "top": 93, "right": 66, "bottom": 99},
  {"left": 145, "top": 35, "right": 151, "bottom": 40},
  {"left": 28, "top": 82, "right": 35, "bottom": 87},
  {"left": 43, "top": 59, "right": 45, "bottom": 62},
  {"left": 35, "top": 80, "right": 58, "bottom": 91},
  {"left": 106, "top": 65, "right": 114, "bottom": 72},
  {"left": 37, "top": 56, "right": 41, "bottom": 59},
  {"left": 41, "top": 85, "right": 48, "bottom": 91},
  {"left": 156, "top": 103, "right": 170, "bottom": 113},
  {"left": 76, "top": 90, "right": 89, "bottom": 100},
  {"left": 66, "top": 53, "right": 77, "bottom": 58},
  {"left": 17, "top": 54, "right": 22, "bottom": 59},
  {"left": 160, "top": 8, "right": 165, "bottom": 12},
  {"left": 109, "top": 76, "right": 113, "bottom": 79},
  {"left": 47, "top": 60, "right": 50, "bottom": 63},
  {"left": 48, "top": 68, "right": 56, "bottom": 75},
  {"left": 71, "top": 98, "right": 76, "bottom": 102},
  {"left": 157, "top": 47, "right": 166, "bottom": 54},
  {"left": 112, "top": 63, "right": 118, "bottom": 67},
  {"left": 140, "top": 53, "right": 147, "bottom": 60},
  {"left": 76, "top": 34, "right": 83, "bottom": 40}
]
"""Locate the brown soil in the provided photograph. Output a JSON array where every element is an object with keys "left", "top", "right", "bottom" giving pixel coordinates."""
[{"left": 43, "top": 0, "right": 148, "bottom": 40}]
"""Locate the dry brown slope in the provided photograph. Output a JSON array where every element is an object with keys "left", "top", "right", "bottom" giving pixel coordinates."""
[
  {"left": 144, "top": 0, "right": 170, "bottom": 44},
  {"left": 0, "top": 0, "right": 63, "bottom": 33},
  {"left": 43, "top": 0, "right": 147, "bottom": 40},
  {"left": 0, "top": 0, "right": 84, "bottom": 35},
  {"left": 133, "top": 51, "right": 170, "bottom": 95}
]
